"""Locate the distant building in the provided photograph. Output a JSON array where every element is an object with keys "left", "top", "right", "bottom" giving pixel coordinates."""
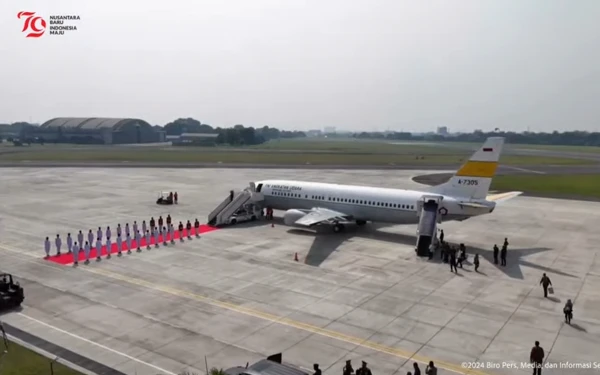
[
  {"left": 168, "top": 133, "right": 219, "bottom": 146},
  {"left": 31, "top": 117, "right": 164, "bottom": 144},
  {"left": 306, "top": 129, "right": 322, "bottom": 137},
  {"left": 324, "top": 126, "right": 336, "bottom": 134},
  {"left": 437, "top": 126, "right": 448, "bottom": 135}
]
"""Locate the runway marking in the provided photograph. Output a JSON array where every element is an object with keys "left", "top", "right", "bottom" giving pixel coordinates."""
[
  {"left": 0, "top": 244, "right": 492, "bottom": 375},
  {"left": 500, "top": 165, "right": 546, "bottom": 174},
  {"left": 16, "top": 313, "right": 178, "bottom": 375}
]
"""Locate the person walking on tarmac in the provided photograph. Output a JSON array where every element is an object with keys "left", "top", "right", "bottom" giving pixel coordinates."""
[
  {"left": 178, "top": 221, "right": 184, "bottom": 242},
  {"left": 174, "top": 191, "right": 178, "bottom": 204},
  {"left": 44, "top": 237, "right": 51, "bottom": 259},
  {"left": 55, "top": 234, "right": 62, "bottom": 256},
  {"left": 194, "top": 218, "right": 200, "bottom": 237},
  {"left": 66, "top": 233, "right": 73, "bottom": 254},
  {"left": 158, "top": 216, "right": 163, "bottom": 228},
  {"left": 540, "top": 273, "right": 552, "bottom": 298},
  {"left": 342, "top": 360, "right": 354, "bottom": 375},
  {"left": 474, "top": 253, "right": 480, "bottom": 272},
  {"left": 493, "top": 244, "right": 499, "bottom": 264},
  {"left": 500, "top": 244, "right": 507, "bottom": 266},
  {"left": 356, "top": 361, "right": 372, "bottom": 375},
  {"left": 563, "top": 299, "right": 574, "bottom": 324},
  {"left": 186, "top": 220, "right": 192, "bottom": 239},
  {"left": 449, "top": 247, "right": 458, "bottom": 273},
  {"left": 530, "top": 341, "right": 544, "bottom": 375}
]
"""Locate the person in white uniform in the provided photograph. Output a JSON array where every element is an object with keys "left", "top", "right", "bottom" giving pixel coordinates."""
[
  {"left": 145, "top": 229, "right": 151, "bottom": 250},
  {"left": 96, "top": 238, "right": 102, "bottom": 261},
  {"left": 133, "top": 221, "right": 138, "bottom": 236},
  {"left": 125, "top": 223, "right": 130, "bottom": 237},
  {"left": 126, "top": 231, "right": 132, "bottom": 254},
  {"left": 106, "top": 236, "right": 112, "bottom": 259},
  {"left": 77, "top": 231, "right": 84, "bottom": 250},
  {"left": 153, "top": 226, "right": 160, "bottom": 248},
  {"left": 72, "top": 241, "right": 79, "bottom": 266},
  {"left": 170, "top": 223, "right": 175, "bottom": 244},
  {"left": 106, "top": 226, "right": 111, "bottom": 241},
  {"left": 96, "top": 227, "right": 102, "bottom": 242},
  {"left": 87, "top": 230, "right": 94, "bottom": 248},
  {"left": 142, "top": 220, "right": 147, "bottom": 235},
  {"left": 55, "top": 234, "right": 62, "bottom": 256},
  {"left": 116, "top": 223, "right": 122, "bottom": 237},
  {"left": 84, "top": 241, "right": 91, "bottom": 265},
  {"left": 136, "top": 230, "right": 142, "bottom": 252},
  {"left": 161, "top": 226, "right": 167, "bottom": 246},
  {"left": 116, "top": 233, "right": 123, "bottom": 256},
  {"left": 66, "top": 233, "right": 73, "bottom": 253},
  {"left": 44, "top": 237, "right": 51, "bottom": 259}
]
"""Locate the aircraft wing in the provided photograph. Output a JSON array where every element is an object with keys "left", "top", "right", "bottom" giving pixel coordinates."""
[
  {"left": 486, "top": 191, "right": 523, "bottom": 203},
  {"left": 294, "top": 207, "right": 351, "bottom": 227}
]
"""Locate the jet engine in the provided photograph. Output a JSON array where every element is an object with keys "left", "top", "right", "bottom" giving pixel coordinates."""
[{"left": 283, "top": 209, "right": 306, "bottom": 226}]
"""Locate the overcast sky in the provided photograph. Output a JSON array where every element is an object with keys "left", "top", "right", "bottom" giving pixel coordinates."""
[{"left": 1, "top": 0, "right": 599, "bottom": 132}]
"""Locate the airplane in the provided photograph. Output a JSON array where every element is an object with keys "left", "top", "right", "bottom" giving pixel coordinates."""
[{"left": 253, "top": 137, "right": 522, "bottom": 233}]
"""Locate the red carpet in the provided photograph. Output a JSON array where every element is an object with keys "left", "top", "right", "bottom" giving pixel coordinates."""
[{"left": 46, "top": 224, "right": 219, "bottom": 265}]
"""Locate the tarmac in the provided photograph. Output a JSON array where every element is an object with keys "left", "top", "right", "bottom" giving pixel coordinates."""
[{"left": 1, "top": 168, "right": 600, "bottom": 375}]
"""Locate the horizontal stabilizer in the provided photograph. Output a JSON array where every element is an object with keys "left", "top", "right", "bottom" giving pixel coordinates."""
[
  {"left": 459, "top": 202, "right": 490, "bottom": 209},
  {"left": 486, "top": 191, "right": 523, "bottom": 203}
]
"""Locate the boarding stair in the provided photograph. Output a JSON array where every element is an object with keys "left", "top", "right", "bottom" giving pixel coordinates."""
[
  {"left": 415, "top": 195, "right": 444, "bottom": 257},
  {"left": 208, "top": 182, "right": 264, "bottom": 226}
]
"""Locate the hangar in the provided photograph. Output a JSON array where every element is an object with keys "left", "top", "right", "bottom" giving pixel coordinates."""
[{"left": 32, "top": 117, "right": 165, "bottom": 144}]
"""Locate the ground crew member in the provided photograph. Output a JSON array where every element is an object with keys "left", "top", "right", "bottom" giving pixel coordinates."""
[
  {"left": 97, "top": 227, "right": 102, "bottom": 242},
  {"left": 530, "top": 341, "right": 544, "bottom": 375},
  {"left": 106, "top": 226, "right": 111, "bottom": 240},
  {"left": 44, "top": 237, "right": 51, "bottom": 259},
  {"left": 77, "top": 231, "right": 84, "bottom": 250},
  {"left": 413, "top": 362, "right": 421, "bottom": 375},
  {"left": 493, "top": 244, "right": 499, "bottom": 264},
  {"left": 194, "top": 218, "right": 200, "bottom": 237},
  {"left": 166, "top": 214, "right": 172, "bottom": 227},
  {"left": 96, "top": 237, "right": 102, "bottom": 261},
  {"left": 133, "top": 221, "right": 138, "bottom": 235},
  {"left": 170, "top": 223, "right": 175, "bottom": 244},
  {"left": 343, "top": 360, "right": 353, "bottom": 375},
  {"left": 106, "top": 237, "right": 112, "bottom": 259},
  {"left": 158, "top": 216, "right": 163, "bottom": 228},
  {"left": 145, "top": 229, "right": 151, "bottom": 250},
  {"left": 125, "top": 223, "right": 130, "bottom": 237},
  {"left": 425, "top": 361, "right": 437, "bottom": 375},
  {"left": 87, "top": 230, "right": 94, "bottom": 248},
  {"left": 117, "top": 233, "right": 123, "bottom": 256},
  {"left": 126, "top": 231, "right": 132, "bottom": 254},
  {"left": 162, "top": 226, "right": 168, "bottom": 246},
  {"left": 439, "top": 229, "right": 444, "bottom": 243},
  {"left": 356, "top": 361, "right": 371, "bottom": 375},
  {"left": 313, "top": 364, "right": 321, "bottom": 375},
  {"left": 186, "top": 220, "right": 192, "bottom": 239},
  {"left": 136, "top": 230, "right": 142, "bottom": 252},
  {"left": 152, "top": 227, "right": 160, "bottom": 247},
  {"left": 564, "top": 299, "right": 573, "bottom": 324},
  {"left": 178, "top": 221, "right": 184, "bottom": 241},
  {"left": 66, "top": 233, "right": 73, "bottom": 253},
  {"left": 450, "top": 247, "right": 457, "bottom": 273},
  {"left": 117, "top": 223, "right": 122, "bottom": 237},
  {"left": 500, "top": 244, "right": 507, "bottom": 266},
  {"left": 84, "top": 241, "right": 91, "bottom": 265},
  {"left": 72, "top": 242, "right": 79, "bottom": 266},
  {"left": 149, "top": 217, "right": 155, "bottom": 229},
  {"left": 55, "top": 234, "right": 62, "bottom": 256},
  {"left": 540, "top": 273, "right": 552, "bottom": 298},
  {"left": 474, "top": 253, "right": 480, "bottom": 272},
  {"left": 142, "top": 220, "right": 147, "bottom": 235},
  {"left": 174, "top": 191, "right": 178, "bottom": 204}
]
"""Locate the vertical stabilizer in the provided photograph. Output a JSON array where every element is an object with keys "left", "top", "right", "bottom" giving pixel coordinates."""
[{"left": 428, "top": 137, "right": 504, "bottom": 200}]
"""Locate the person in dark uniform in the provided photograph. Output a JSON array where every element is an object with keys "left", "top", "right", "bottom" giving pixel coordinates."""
[
  {"left": 493, "top": 244, "right": 499, "bottom": 264},
  {"left": 178, "top": 221, "right": 184, "bottom": 242},
  {"left": 412, "top": 362, "right": 421, "bottom": 375},
  {"left": 313, "top": 364, "right": 321, "bottom": 375},
  {"left": 194, "top": 218, "right": 200, "bottom": 237},
  {"left": 439, "top": 230, "right": 444, "bottom": 243},
  {"left": 174, "top": 191, "right": 178, "bottom": 204},
  {"left": 563, "top": 299, "right": 573, "bottom": 324},
  {"left": 186, "top": 220, "right": 192, "bottom": 239},
  {"left": 530, "top": 341, "right": 544, "bottom": 375},
  {"left": 166, "top": 214, "right": 172, "bottom": 227},
  {"left": 503, "top": 237, "right": 509, "bottom": 249},
  {"left": 356, "top": 361, "right": 371, "bottom": 375},
  {"left": 500, "top": 244, "right": 507, "bottom": 266},
  {"left": 425, "top": 361, "right": 437, "bottom": 375},
  {"left": 449, "top": 247, "right": 457, "bottom": 273},
  {"left": 474, "top": 253, "right": 480, "bottom": 272},
  {"left": 540, "top": 273, "right": 552, "bottom": 298},
  {"left": 343, "top": 360, "right": 354, "bottom": 375},
  {"left": 150, "top": 217, "right": 155, "bottom": 229},
  {"left": 158, "top": 216, "right": 164, "bottom": 228}
]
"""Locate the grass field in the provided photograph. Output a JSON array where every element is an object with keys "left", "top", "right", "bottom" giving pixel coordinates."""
[
  {"left": 491, "top": 174, "right": 600, "bottom": 199},
  {"left": 0, "top": 148, "right": 593, "bottom": 165},
  {"left": 0, "top": 339, "right": 82, "bottom": 375}
]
